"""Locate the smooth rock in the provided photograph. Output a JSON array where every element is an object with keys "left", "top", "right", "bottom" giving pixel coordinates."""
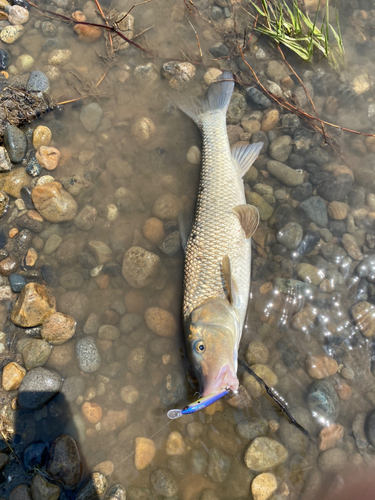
[
  {"left": 319, "top": 423, "right": 344, "bottom": 451},
  {"left": 47, "top": 434, "right": 82, "bottom": 489},
  {"left": 328, "top": 201, "right": 348, "bottom": 220},
  {"left": 18, "top": 367, "right": 63, "bottom": 410},
  {"left": 33, "top": 126, "right": 51, "bottom": 149},
  {"left": 2, "top": 361, "right": 26, "bottom": 390},
  {"left": 41, "top": 312, "right": 76, "bottom": 345},
  {"left": 0, "top": 49, "right": 9, "bottom": 71},
  {"left": 48, "top": 49, "right": 71, "bottom": 65},
  {"left": 161, "top": 61, "right": 196, "bottom": 89},
  {"left": 27, "top": 70, "right": 49, "bottom": 92},
  {"left": 299, "top": 196, "right": 328, "bottom": 227},
  {"left": 267, "top": 160, "right": 303, "bottom": 186},
  {"left": 76, "top": 336, "right": 101, "bottom": 372},
  {"left": 342, "top": 233, "right": 363, "bottom": 260},
  {"left": 297, "top": 263, "right": 325, "bottom": 286},
  {"left": 307, "top": 380, "right": 339, "bottom": 424},
  {"left": 153, "top": 193, "right": 183, "bottom": 221},
  {"left": 245, "top": 341, "right": 269, "bottom": 365},
  {"left": 276, "top": 222, "right": 303, "bottom": 249},
  {"left": 88, "top": 240, "right": 113, "bottom": 264},
  {"left": 36, "top": 146, "right": 60, "bottom": 171},
  {"left": 269, "top": 135, "right": 292, "bottom": 162},
  {"left": 82, "top": 401, "right": 102, "bottom": 424},
  {"left": 150, "top": 468, "right": 178, "bottom": 497},
  {"left": 261, "top": 109, "right": 279, "bottom": 133},
  {"left": 227, "top": 92, "right": 246, "bottom": 124},
  {"left": 80, "top": 103, "right": 103, "bottom": 132},
  {"left": 103, "top": 484, "right": 126, "bottom": 500},
  {"left": 318, "top": 174, "right": 353, "bottom": 202},
  {"left": 351, "top": 301, "right": 375, "bottom": 337},
  {"left": 244, "top": 437, "right": 288, "bottom": 471},
  {"left": 9, "top": 485, "right": 31, "bottom": 500},
  {"left": 0, "top": 167, "right": 30, "bottom": 199},
  {"left": 251, "top": 473, "right": 277, "bottom": 500},
  {"left": 318, "top": 447, "right": 347, "bottom": 472},
  {"left": 246, "top": 87, "right": 271, "bottom": 109},
  {"left": 144, "top": 307, "right": 177, "bottom": 337},
  {"left": 246, "top": 192, "right": 273, "bottom": 221},
  {"left": 135, "top": 437, "right": 156, "bottom": 470},
  {"left": 122, "top": 246, "right": 161, "bottom": 288},
  {"left": 4, "top": 124, "right": 27, "bottom": 163},
  {"left": 0, "top": 24, "right": 23, "bottom": 43},
  {"left": 11, "top": 282, "right": 55, "bottom": 327},
  {"left": 306, "top": 355, "right": 338, "bottom": 379},
  {"left": 74, "top": 24, "right": 102, "bottom": 42},
  {"left": 8, "top": 5, "right": 29, "bottom": 24},
  {"left": 58, "top": 291, "right": 89, "bottom": 321},
  {"left": 207, "top": 446, "right": 230, "bottom": 483},
  {"left": 0, "top": 190, "right": 8, "bottom": 218},
  {"left": 30, "top": 474, "right": 60, "bottom": 500},
  {"left": 22, "top": 338, "right": 51, "bottom": 369},
  {"left": 0, "top": 146, "right": 11, "bottom": 171},
  {"left": 31, "top": 182, "right": 78, "bottom": 223},
  {"left": 166, "top": 431, "right": 185, "bottom": 456}
]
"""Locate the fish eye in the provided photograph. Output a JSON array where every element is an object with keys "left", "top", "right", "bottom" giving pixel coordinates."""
[{"left": 195, "top": 341, "right": 205, "bottom": 353}]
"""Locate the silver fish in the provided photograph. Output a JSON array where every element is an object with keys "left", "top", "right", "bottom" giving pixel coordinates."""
[{"left": 179, "top": 72, "right": 263, "bottom": 401}]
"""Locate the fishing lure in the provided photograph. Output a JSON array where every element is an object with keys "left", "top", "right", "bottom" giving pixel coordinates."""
[{"left": 167, "top": 390, "right": 229, "bottom": 419}]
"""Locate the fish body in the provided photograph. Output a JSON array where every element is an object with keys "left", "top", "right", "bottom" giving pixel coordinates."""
[{"left": 179, "top": 72, "right": 262, "bottom": 400}]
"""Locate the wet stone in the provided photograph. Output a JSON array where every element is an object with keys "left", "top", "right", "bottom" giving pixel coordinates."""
[
  {"left": 27, "top": 70, "right": 49, "bottom": 93},
  {"left": 58, "top": 291, "right": 89, "bottom": 321},
  {"left": 297, "top": 263, "right": 325, "bottom": 286},
  {"left": 0, "top": 49, "right": 9, "bottom": 69},
  {"left": 299, "top": 196, "right": 328, "bottom": 227},
  {"left": 0, "top": 24, "right": 23, "bottom": 43},
  {"left": 307, "top": 380, "right": 339, "bottom": 424},
  {"left": 357, "top": 255, "right": 375, "bottom": 281},
  {"left": 161, "top": 61, "right": 196, "bottom": 89},
  {"left": 122, "top": 246, "right": 161, "bottom": 288},
  {"left": 74, "top": 205, "right": 97, "bottom": 231},
  {"left": 0, "top": 166, "right": 30, "bottom": 198},
  {"left": 318, "top": 447, "right": 347, "bottom": 472},
  {"left": 26, "top": 156, "right": 42, "bottom": 177},
  {"left": 60, "top": 375, "right": 86, "bottom": 403},
  {"left": 269, "top": 136, "right": 293, "bottom": 162},
  {"left": 207, "top": 446, "right": 230, "bottom": 483},
  {"left": 80, "top": 103, "right": 103, "bottom": 132},
  {"left": 365, "top": 409, "right": 375, "bottom": 447},
  {"left": 22, "top": 338, "right": 51, "bottom": 369},
  {"left": 11, "top": 282, "right": 56, "bottom": 327},
  {"left": 0, "top": 190, "right": 8, "bottom": 218},
  {"left": 227, "top": 92, "right": 246, "bottom": 124},
  {"left": 23, "top": 441, "right": 49, "bottom": 471},
  {"left": 236, "top": 416, "right": 268, "bottom": 441},
  {"left": 40, "top": 264, "right": 59, "bottom": 287},
  {"left": 269, "top": 204, "right": 298, "bottom": 231},
  {"left": 209, "top": 42, "right": 229, "bottom": 58},
  {"left": 18, "top": 366, "right": 63, "bottom": 410},
  {"left": 291, "top": 182, "right": 312, "bottom": 202},
  {"left": 276, "top": 222, "right": 303, "bottom": 250},
  {"left": 306, "top": 355, "right": 338, "bottom": 379},
  {"left": 76, "top": 336, "right": 101, "bottom": 372},
  {"left": 76, "top": 472, "right": 107, "bottom": 500},
  {"left": 9, "top": 485, "right": 31, "bottom": 500},
  {"left": 127, "top": 347, "right": 147, "bottom": 374},
  {"left": 41, "top": 312, "right": 76, "bottom": 345},
  {"left": 104, "top": 484, "right": 127, "bottom": 500},
  {"left": 0, "top": 146, "right": 11, "bottom": 172},
  {"left": 30, "top": 474, "right": 60, "bottom": 500},
  {"left": 2, "top": 361, "right": 26, "bottom": 390},
  {"left": 317, "top": 174, "right": 353, "bottom": 202},
  {"left": 246, "top": 87, "right": 271, "bottom": 109},
  {"left": 351, "top": 301, "right": 375, "bottom": 337},
  {"left": 251, "top": 472, "right": 277, "bottom": 500},
  {"left": 4, "top": 124, "right": 27, "bottom": 163},
  {"left": 150, "top": 468, "right": 178, "bottom": 497},
  {"left": 47, "top": 434, "right": 82, "bottom": 490},
  {"left": 297, "top": 230, "right": 320, "bottom": 255},
  {"left": 244, "top": 437, "right": 288, "bottom": 472},
  {"left": 31, "top": 182, "right": 78, "bottom": 223}
]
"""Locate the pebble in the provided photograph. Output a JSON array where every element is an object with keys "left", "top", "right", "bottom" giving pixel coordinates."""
[
  {"left": 30, "top": 473, "right": 60, "bottom": 500},
  {"left": 357, "top": 255, "right": 375, "bottom": 281},
  {"left": 144, "top": 307, "right": 177, "bottom": 338},
  {"left": 106, "top": 157, "right": 133, "bottom": 178},
  {"left": 318, "top": 174, "right": 353, "bottom": 202},
  {"left": 101, "top": 409, "right": 129, "bottom": 433},
  {"left": 82, "top": 401, "right": 102, "bottom": 423},
  {"left": 244, "top": 437, "right": 288, "bottom": 471},
  {"left": 9, "top": 485, "right": 32, "bottom": 499},
  {"left": 122, "top": 246, "right": 161, "bottom": 288},
  {"left": 0, "top": 49, "right": 9, "bottom": 70},
  {"left": 276, "top": 222, "right": 303, "bottom": 249},
  {"left": 351, "top": 301, "right": 375, "bottom": 337},
  {"left": 152, "top": 195, "right": 182, "bottom": 221},
  {"left": 31, "top": 181, "right": 78, "bottom": 223},
  {"left": 319, "top": 423, "right": 344, "bottom": 451},
  {"left": 208, "top": 42, "right": 229, "bottom": 58},
  {"left": 306, "top": 355, "right": 338, "bottom": 379},
  {"left": 227, "top": 92, "right": 247, "bottom": 124},
  {"left": 166, "top": 431, "right": 185, "bottom": 455},
  {"left": 318, "top": 447, "right": 347, "bottom": 472},
  {"left": 74, "top": 205, "right": 97, "bottom": 231},
  {"left": 251, "top": 473, "right": 277, "bottom": 500},
  {"left": 307, "top": 380, "right": 339, "bottom": 424},
  {"left": 266, "top": 60, "right": 287, "bottom": 82},
  {"left": 243, "top": 364, "right": 278, "bottom": 398},
  {"left": 26, "top": 156, "right": 42, "bottom": 177},
  {"left": 269, "top": 135, "right": 292, "bottom": 162},
  {"left": 4, "top": 124, "right": 27, "bottom": 163},
  {"left": 35, "top": 146, "right": 60, "bottom": 171},
  {"left": 297, "top": 263, "right": 325, "bottom": 285},
  {"left": 18, "top": 367, "right": 63, "bottom": 410},
  {"left": 267, "top": 160, "right": 303, "bottom": 186},
  {"left": 245, "top": 341, "right": 269, "bottom": 365},
  {"left": 120, "top": 385, "right": 139, "bottom": 404},
  {"left": 73, "top": 24, "right": 102, "bottom": 42},
  {"left": 11, "top": 282, "right": 55, "bottom": 327},
  {"left": 0, "top": 24, "right": 23, "bottom": 43},
  {"left": 47, "top": 434, "right": 82, "bottom": 489},
  {"left": 0, "top": 146, "right": 11, "bottom": 172},
  {"left": 246, "top": 192, "right": 273, "bottom": 221},
  {"left": 41, "top": 312, "right": 76, "bottom": 345},
  {"left": 246, "top": 87, "right": 271, "bottom": 109},
  {"left": 15, "top": 54, "right": 34, "bottom": 71},
  {"left": 22, "top": 338, "right": 51, "bottom": 369},
  {"left": 98, "top": 324, "right": 120, "bottom": 341},
  {"left": 131, "top": 117, "right": 156, "bottom": 142},
  {"left": 161, "top": 61, "right": 196, "bottom": 89},
  {"left": 88, "top": 240, "right": 113, "bottom": 265},
  {"left": 299, "top": 196, "right": 328, "bottom": 227},
  {"left": 143, "top": 217, "right": 165, "bottom": 245},
  {"left": 27, "top": 70, "right": 50, "bottom": 92},
  {"left": 364, "top": 409, "right": 375, "bottom": 447},
  {"left": 2, "top": 361, "right": 26, "bottom": 390},
  {"left": 328, "top": 201, "right": 348, "bottom": 220},
  {"left": 0, "top": 190, "right": 8, "bottom": 218},
  {"left": 150, "top": 468, "right": 178, "bottom": 497},
  {"left": 94, "top": 461, "right": 114, "bottom": 477},
  {"left": 58, "top": 291, "right": 89, "bottom": 321},
  {"left": 76, "top": 336, "right": 101, "bottom": 372},
  {"left": 342, "top": 233, "right": 363, "bottom": 260},
  {"left": 80, "top": 102, "right": 103, "bottom": 132},
  {"left": 261, "top": 109, "right": 279, "bottom": 133},
  {"left": 103, "top": 484, "right": 126, "bottom": 500},
  {"left": 352, "top": 413, "right": 368, "bottom": 449},
  {"left": 0, "top": 256, "right": 18, "bottom": 275},
  {"left": 44, "top": 234, "right": 62, "bottom": 255},
  {"left": 48, "top": 48, "right": 72, "bottom": 65}
]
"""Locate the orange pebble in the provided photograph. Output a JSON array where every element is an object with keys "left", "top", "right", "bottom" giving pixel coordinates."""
[
  {"left": 82, "top": 402, "right": 102, "bottom": 424},
  {"left": 335, "top": 383, "right": 351, "bottom": 400},
  {"left": 27, "top": 210, "right": 43, "bottom": 222},
  {"left": 260, "top": 282, "right": 273, "bottom": 294},
  {"left": 142, "top": 217, "right": 165, "bottom": 245},
  {"left": 95, "top": 274, "right": 110, "bottom": 289},
  {"left": 9, "top": 228, "right": 18, "bottom": 238}
]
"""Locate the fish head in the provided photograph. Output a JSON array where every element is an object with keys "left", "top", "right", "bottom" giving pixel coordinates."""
[{"left": 186, "top": 297, "right": 240, "bottom": 397}]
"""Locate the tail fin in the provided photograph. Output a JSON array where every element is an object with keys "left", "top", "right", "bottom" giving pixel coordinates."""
[{"left": 177, "top": 71, "right": 234, "bottom": 126}]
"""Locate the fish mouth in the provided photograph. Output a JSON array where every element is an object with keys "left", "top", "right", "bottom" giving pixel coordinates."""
[{"left": 202, "top": 364, "right": 239, "bottom": 397}]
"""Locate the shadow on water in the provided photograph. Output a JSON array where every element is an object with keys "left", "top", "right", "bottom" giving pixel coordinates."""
[{"left": 0, "top": 390, "right": 104, "bottom": 500}]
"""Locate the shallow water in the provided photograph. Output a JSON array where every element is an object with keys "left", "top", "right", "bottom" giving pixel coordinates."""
[{"left": 1, "top": 0, "right": 375, "bottom": 499}]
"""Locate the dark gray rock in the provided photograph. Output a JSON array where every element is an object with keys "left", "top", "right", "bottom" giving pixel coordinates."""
[
  {"left": 208, "top": 43, "right": 229, "bottom": 58},
  {"left": 18, "top": 367, "right": 63, "bottom": 410},
  {"left": 297, "top": 230, "right": 320, "bottom": 255},
  {"left": 307, "top": 380, "right": 339, "bottom": 424},
  {"left": 289, "top": 153, "right": 305, "bottom": 169},
  {"left": 27, "top": 71, "right": 50, "bottom": 93},
  {"left": 9, "top": 273, "right": 27, "bottom": 292},
  {"left": 60, "top": 376, "right": 86, "bottom": 403},
  {"left": 276, "top": 222, "right": 303, "bottom": 249},
  {"left": 4, "top": 124, "right": 27, "bottom": 163},
  {"left": 246, "top": 87, "right": 271, "bottom": 109},
  {"left": 291, "top": 182, "right": 312, "bottom": 202},
  {"left": 211, "top": 5, "right": 223, "bottom": 20},
  {"left": 41, "top": 21, "right": 57, "bottom": 37},
  {"left": 150, "top": 468, "right": 178, "bottom": 497},
  {"left": 104, "top": 484, "right": 126, "bottom": 500},
  {"left": 357, "top": 255, "right": 375, "bottom": 282},
  {"left": 365, "top": 409, "right": 375, "bottom": 447},
  {"left": 227, "top": 92, "right": 246, "bottom": 124},
  {"left": 318, "top": 174, "right": 353, "bottom": 202},
  {"left": 328, "top": 220, "right": 346, "bottom": 237},
  {"left": 26, "top": 156, "right": 42, "bottom": 177},
  {"left": 304, "top": 147, "right": 330, "bottom": 167},
  {"left": 159, "top": 371, "right": 186, "bottom": 405},
  {"left": 282, "top": 113, "right": 300, "bottom": 135},
  {"left": 269, "top": 204, "right": 298, "bottom": 231},
  {"left": 299, "top": 196, "right": 328, "bottom": 226},
  {"left": 160, "top": 231, "right": 181, "bottom": 256}
]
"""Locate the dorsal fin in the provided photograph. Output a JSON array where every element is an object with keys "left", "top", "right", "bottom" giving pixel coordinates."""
[
  {"left": 222, "top": 255, "right": 239, "bottom": 307},
  {"left": 233, "top": 204, "right": 259, "bottom": 238},
  {"left": 231, "top": 142, "right": 263, "bottom": 177}
]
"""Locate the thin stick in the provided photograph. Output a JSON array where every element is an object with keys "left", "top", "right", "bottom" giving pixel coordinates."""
[
  {"left": 239, "top": 360, "right": 309, "bottom": 436},
  {"left": 93, "top": 0, "right": 113, "bottom": 52},
  {"left": 56, "top": 70, "right": 108, "bottom": 106},
  {"left": 133, "top": 25, "right": 154, "bottom": 39},
  {"left": 124, "top": 0, "right": 152, "bottom": 19},
  {"left": 188, "top": 20, "right": 203, "bottom": 60}
]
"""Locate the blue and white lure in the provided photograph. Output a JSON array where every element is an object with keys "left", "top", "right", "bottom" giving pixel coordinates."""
[{"left": 167, "top": 390, "right": 229, "bottom": 419}]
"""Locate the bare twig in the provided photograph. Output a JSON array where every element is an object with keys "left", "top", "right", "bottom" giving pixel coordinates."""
[
  {"left": 56, "top": 70, "right": 108, "bottom": 105},
  {"left": 93, "top": 0, "right": 113, "bottom": 54},
  {"left": 188, "top": 20, "right": 203, "bottom": 60}
]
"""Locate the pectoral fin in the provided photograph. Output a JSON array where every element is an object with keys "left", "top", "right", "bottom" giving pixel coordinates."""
[
  {"left": 178, "top": 210, "right": 193, "bottom": 252},
  {"left": 222, "top": 255, "right": 240, "bottom": 307},
  {"left": 233, "top": 204, "right": 259, "bottom": 238},
  {"left": 231, "top": 142, "right": 263, "bottom": 177}
]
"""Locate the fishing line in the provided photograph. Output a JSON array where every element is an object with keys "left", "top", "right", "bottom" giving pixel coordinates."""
[{"left": 239, "top": 359, "right": 309, "bottom": 436}]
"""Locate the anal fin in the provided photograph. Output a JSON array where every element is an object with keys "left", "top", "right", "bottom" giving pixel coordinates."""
[
  {"left": 231, "top": 142, "right": 264, "bottom": 177},
  {"left": 233, "top": 204, "right": 259, "bottom": 238}
]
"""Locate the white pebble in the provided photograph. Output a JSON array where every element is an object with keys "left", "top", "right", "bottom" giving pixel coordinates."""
[
  {"left": 90, "top": 265, "right": 103, "bottom": 277},
  {"left": 106, "top": 204, "right": 118, "bottom": 221},
  {"left": 186, "top": 146, "right": 201, "bottom": 165},
  {"left": 203, "top": 67, "right": 222, "bottom": 86}
]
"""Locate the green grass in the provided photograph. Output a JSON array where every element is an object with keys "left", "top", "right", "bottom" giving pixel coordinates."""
[{"left": 249, "top": 0, "right": 345, "bottom": 70}]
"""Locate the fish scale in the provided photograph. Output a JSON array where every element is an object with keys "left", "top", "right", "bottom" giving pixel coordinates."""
[{"left": 183, "top": 109, "right": 251, "bottom": 334}]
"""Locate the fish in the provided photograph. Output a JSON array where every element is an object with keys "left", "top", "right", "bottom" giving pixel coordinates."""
[{"left": 178, "top": 72, "right": 263, "bottom": 405}]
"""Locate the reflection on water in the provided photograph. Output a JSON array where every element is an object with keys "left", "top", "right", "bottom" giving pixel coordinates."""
[{"left": 0, "top": 0, "right": 375, "bottom": 498}]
